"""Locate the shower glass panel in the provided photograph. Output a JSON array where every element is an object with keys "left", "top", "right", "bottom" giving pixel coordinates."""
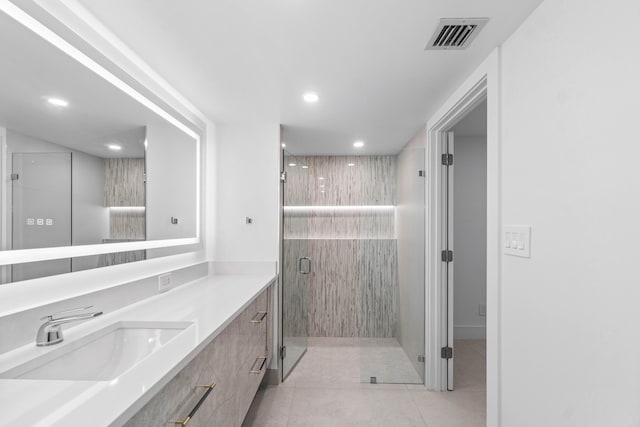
[
  {"left": 282, "top": 151, "right": 309, "bottom": 380},
  {"left": 359, "top": 146, "right": 426, "bottom": 384}
]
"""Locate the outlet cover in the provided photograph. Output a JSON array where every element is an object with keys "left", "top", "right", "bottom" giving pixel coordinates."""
[
  {"left": 158, "top": 273, "right": 172, "bottom": 293},
  {"left": 479, "top": 304, "right": 486, "bottom": 317}
]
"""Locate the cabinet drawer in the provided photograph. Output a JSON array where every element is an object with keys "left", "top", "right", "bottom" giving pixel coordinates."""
[
  {"left": 124, "top": 327, "right": 231, "bottom": 426},
  {"left": 235, "top": 353, "right": 268, "bottom": 426},
  {"left": 249, "top": 290, "right": 268, "bottom": 362}
]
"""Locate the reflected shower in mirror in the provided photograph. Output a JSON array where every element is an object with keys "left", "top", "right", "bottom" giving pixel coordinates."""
[
  {"left": 8, "top": 127, "right": 146, "bottom": 282},
  {"left": 0, "top": 8, "right": 199, "bottom": 283}
]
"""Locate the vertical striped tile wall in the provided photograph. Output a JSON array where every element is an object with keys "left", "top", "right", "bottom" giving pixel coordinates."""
[
  {"left": 284, "top": 206, "right": 395, "bottom": 239},
  {"left": 103, "top": 158, "right": 146, "bottom": 240},
  {"left": 103, "top": 158, "right": 145, "bottom": 207},
  {"left": 108, "top": 210, "right": 146, "bottom": 240},
  {"left": 358, "top": 239, "right": 398, "bottom": 337},
  {"left": 308, "top": 239, "right": 361, "bottom": 337},
  {"left": 283, "top": 155, "right": 398, "bottom": 338},
  {"left": 283, "top": 238, "right": 309, "bottom": 338},
  {"left": 284, "top": 156, "right": 395, "bottom": 207}
]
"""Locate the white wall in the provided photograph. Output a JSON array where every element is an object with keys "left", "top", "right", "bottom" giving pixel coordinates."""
[
  {"left": 451, "top": 134, "right": 487, "bottom": 340},
  {"left": 498, "top": 0, "right": 640, "bottom": 425},
  {"left": 71, "top": 150, "right": 109, "bottom": 271},
  {"left": 214, "top": 123, "right": 280, "bottom": 263},
  {"left": 215, "top": 123, "right": 280, "bottom": 372},
  {"left": 396, "top": 127, "right": 426, "bottom": 380}
]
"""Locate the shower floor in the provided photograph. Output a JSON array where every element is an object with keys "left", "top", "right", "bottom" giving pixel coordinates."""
[{"left": 284, "top": 337, "right": 422, "bottom": 386}]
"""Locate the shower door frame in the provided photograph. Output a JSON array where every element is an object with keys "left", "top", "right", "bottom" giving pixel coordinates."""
[
  {"left": 425, "top": 49, "right": 501, "bottom": 425},
  {"left": 277, "top": 148, "right": 310, "bottom": 383}
]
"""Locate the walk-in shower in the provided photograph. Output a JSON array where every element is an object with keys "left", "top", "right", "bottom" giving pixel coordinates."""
[{"left": 281, "top": 147, "right": 425, "bottom": 384}]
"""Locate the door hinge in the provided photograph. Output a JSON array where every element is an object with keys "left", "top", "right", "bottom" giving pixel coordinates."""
[
  {"left": 441, "top": 153, "right": 453, "bottom": 166},
  {"left": 441, "top": 250, "right": 453, "bottom": 263},
  {"left": 418, "top": 355, "right": 425, "bottom": 363},
  {"left": 280, "top": 171, "right": 287, "bottom": 183},
  {"left": 441, "top": 347, "right": 453, "bottom": 359},
  {"left": 10, "top": 173, "right": 19, "bottom": 181},
  {"left": 280, "top": 346, "right": 287, "bottom": 359},
  {"left": 418, "top": 170, "right": 425, "bottom": 177}
]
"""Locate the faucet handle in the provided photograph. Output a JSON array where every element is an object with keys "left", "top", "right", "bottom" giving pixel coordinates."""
[{"left": 40, "top": 305, "right": 95, "bottom": 321}]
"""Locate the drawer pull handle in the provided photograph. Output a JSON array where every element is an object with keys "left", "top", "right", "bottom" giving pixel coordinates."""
[
  {"left": 251, "top": 311, "right": 268, "bottom": 323},
  {"left": 249, "top": 356, "right": 268, "bottom": 374},
  {"left": 169, "top": 384, "right": 216, "bottom": 426}
]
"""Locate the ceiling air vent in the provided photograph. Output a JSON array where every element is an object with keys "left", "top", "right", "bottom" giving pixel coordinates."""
[{"left": 425, "top": 18, "right": 489, "bottom": 50}]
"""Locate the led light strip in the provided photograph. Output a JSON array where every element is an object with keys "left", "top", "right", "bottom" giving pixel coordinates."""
[
  {"left": 109, "top": 206, "right": 146, "bottom": 213},
  {"left": 284, "top": 205, "right": 395, "bottom": 211}
]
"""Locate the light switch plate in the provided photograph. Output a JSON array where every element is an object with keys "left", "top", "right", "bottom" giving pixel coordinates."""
[{"left": 504, "top": 225, "right": 531, "bottom": 258}]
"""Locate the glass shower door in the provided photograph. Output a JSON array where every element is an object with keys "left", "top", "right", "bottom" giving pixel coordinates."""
[{"left": 282, "top": 151, "right": 310, "bottom": 380}]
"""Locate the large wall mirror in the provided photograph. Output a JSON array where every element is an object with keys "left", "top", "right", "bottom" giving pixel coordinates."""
[{"left": 0, "top": 6, "right": 200, "bottom": 284}]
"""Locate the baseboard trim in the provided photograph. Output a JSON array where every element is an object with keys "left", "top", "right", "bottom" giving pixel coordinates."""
[
  {"left": 263, "top": 368, "right": 280, "bottom": 386},
  {"left": 454, "top": 325, "right": 486, "bottom": 340}
]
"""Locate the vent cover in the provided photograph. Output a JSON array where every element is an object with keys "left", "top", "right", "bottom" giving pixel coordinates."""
[{"left": 425, "top": 18, "right": 489, "bottom": 50}]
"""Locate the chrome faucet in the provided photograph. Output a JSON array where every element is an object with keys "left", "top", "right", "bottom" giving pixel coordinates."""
[{"left": 36, "top": 306, "right": 103, "bottom": 347}]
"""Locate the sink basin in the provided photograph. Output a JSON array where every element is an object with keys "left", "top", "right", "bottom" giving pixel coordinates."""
[{"left": 0, "top": 321, "right": 193, "bottom": 381}]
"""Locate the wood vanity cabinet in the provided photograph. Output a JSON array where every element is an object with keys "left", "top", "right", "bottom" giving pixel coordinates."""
[{"left": 123, "top": 284, "right": 273, "bottom": 427}]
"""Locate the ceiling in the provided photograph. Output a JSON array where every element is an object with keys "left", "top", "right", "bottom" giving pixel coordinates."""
[
  {"left": 76, "top": 0, "right": 543, "bottom": 155},
  {"left": 0, "top": 10, "right": 170, "bottom": 158}
]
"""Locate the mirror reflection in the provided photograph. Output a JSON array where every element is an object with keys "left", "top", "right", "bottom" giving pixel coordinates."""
[
  {"left": 7, "top": 127, "right": 146, "bottom": 282},
  {"left": 0, "top": 10, "right": 198, "bottom": 283}
]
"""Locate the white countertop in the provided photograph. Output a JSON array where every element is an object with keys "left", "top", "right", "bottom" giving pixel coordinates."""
[{"left": 0, "top": 272, "right": 276, "bottom": 427}]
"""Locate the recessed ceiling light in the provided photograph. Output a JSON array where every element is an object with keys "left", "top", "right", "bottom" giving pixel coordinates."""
[
  {"left": 288, "top": 163, "right": 297, "bottom": 167},
  {"left": 281, "top": 143, "right": 286, "bottom": 148},
  {"left": 303, "top": 92, "right": 319, "bottom": 103},
  {"left": 106, "top": 144, "right": 122, "bottom": 151},
  {"left": 353, "top": 140, "right": 364, "bottom": 148},
  {"left": 47, "top": 97, "right": 68, "bottom": 107},
  {"left": 301, "top": 165, "right": 309, "bottom": 169},
  {"left": 348, "top": 163, "right": 355, "bottom": 167}
]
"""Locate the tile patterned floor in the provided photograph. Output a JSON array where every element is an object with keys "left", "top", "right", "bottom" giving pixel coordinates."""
[{"left": 243, "top": 339, "right": 486, "bottom": 427}]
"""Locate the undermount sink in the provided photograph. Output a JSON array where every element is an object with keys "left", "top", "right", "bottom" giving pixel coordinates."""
[{"left": 0, "top": 321, "right": 193, "bottom": 381}]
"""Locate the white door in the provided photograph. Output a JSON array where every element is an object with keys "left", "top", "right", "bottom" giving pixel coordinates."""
[
  {"left": 442, "top": 132, "right": 455, "bottom": 390},
  {"left": 11, "top": 152, "right": 72, "bottom": 281}
]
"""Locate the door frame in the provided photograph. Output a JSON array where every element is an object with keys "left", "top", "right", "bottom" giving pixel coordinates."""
[
  {"left": 0, "top": 127, "right": 7, "bottom": 283},
  {"left": 276, "top": 143, "right": 284, "bottom": 384},
  {"left": 443, "top": 131, "right": 455, "bottom": 391},
  {"left": 425, "top": 48, "right": 501, "bottom": 426}
]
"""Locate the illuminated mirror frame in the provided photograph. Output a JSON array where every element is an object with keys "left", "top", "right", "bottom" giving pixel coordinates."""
[{"left": 0, "top": 1, "right": 201, "bottom": 269}]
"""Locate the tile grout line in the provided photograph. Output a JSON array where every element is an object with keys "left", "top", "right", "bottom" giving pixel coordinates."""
[
  {"left": 284, "top": 381, "right": 297, "bottom": 427},
  {"left": 408, "top": 387, "right": 430, "bottom": 427}
]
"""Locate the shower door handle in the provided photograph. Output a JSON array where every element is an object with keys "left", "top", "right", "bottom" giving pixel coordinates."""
[{"left": 298, "top": 257, "right": 311, "bottom": 275}]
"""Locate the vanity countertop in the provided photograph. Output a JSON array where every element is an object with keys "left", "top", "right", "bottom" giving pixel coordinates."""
[{"left": 0, "top": 271, "right": 276, "bottom": 427}]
